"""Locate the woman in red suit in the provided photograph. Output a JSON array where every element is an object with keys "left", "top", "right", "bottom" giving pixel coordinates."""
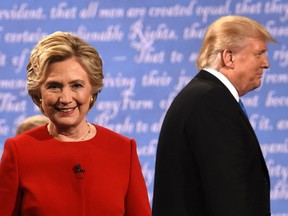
[{"left": 0, "top": 31, "right": 151, "bottom": 216}]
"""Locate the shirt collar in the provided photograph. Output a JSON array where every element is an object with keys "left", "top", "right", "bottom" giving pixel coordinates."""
[{"left": 203, "top": 67, "right": 240, "bottom": 102}]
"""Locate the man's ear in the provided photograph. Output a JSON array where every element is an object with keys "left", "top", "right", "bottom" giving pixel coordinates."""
[{"left": 222, "top": 49, "right": 234, "bottom": 68}]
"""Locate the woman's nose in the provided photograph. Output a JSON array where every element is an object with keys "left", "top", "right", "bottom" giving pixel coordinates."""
[{"left": 59, "top": 88, "right": 73, "bottom": 104}]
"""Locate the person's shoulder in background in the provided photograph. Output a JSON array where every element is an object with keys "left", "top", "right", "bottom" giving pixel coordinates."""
[{"left": 16, "top": 115, "right": 49, "bottom": 135}]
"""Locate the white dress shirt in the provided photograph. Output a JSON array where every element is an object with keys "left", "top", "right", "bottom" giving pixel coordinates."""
[{"left": 204, "top": 67, "right": 240, "bottom": 102}]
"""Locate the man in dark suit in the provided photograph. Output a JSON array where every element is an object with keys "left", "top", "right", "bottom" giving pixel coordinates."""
[{"left": 152, "top": 15, "right": 275, "bottom": 216}]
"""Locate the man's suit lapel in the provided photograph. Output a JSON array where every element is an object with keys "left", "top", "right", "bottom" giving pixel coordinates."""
[
  {"left": 195, "top": 70, "right": 270, "bottom": 179},
  {"left": 196, "top": 70, "right": 257, "bottom": 137}
]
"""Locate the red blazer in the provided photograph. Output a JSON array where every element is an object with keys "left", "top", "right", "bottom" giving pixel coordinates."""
[{"left": 0, "top": 124, "right": 151, "bottom": 216}]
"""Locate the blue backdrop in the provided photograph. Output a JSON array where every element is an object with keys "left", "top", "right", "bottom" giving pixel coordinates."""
[{"left": 0, "top": 0, "right": 287, "bottom": 214}]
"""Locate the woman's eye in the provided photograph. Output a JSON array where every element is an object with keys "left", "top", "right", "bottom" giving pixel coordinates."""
[
  {"left": 72, "top": 83, "right": 83, "bottom": 88},
  {"left": 47, "top": 84, "right": 59, "bottom": 89}
]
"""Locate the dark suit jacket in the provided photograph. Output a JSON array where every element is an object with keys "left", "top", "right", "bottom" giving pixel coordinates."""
[{"left": 152, "top": 70, "right": 270, "bottom": 216}]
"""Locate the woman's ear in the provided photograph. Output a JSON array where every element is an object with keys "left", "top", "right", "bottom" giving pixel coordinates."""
[{"left": 89, "top": 93, "right": 98, "bottom": 109}]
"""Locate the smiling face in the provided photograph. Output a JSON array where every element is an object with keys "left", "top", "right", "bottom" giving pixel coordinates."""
[
  {"left": 230, "top": 37, "right": 270, "bottom": 96},
  {"left": 40, "top": 57, "right": 93, "bottom": 130}
]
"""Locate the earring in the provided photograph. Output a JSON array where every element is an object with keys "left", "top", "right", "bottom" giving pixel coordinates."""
[
  {"left": 38, "top": 99, "right": 46, "bottom": 115},
  {"left": 89, "top": 96, "right": 95, "bottom": 109}
]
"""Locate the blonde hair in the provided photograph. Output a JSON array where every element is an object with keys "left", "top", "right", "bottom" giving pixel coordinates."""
[
  {"left": 16, "top": 115, "right": 49, "bottom": 135},
  {"left": 196, "top": 15, "right": 276, "bottom": 70},
  {"left": 26, "top": 31, "right": 104, "bottom": 108}
]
